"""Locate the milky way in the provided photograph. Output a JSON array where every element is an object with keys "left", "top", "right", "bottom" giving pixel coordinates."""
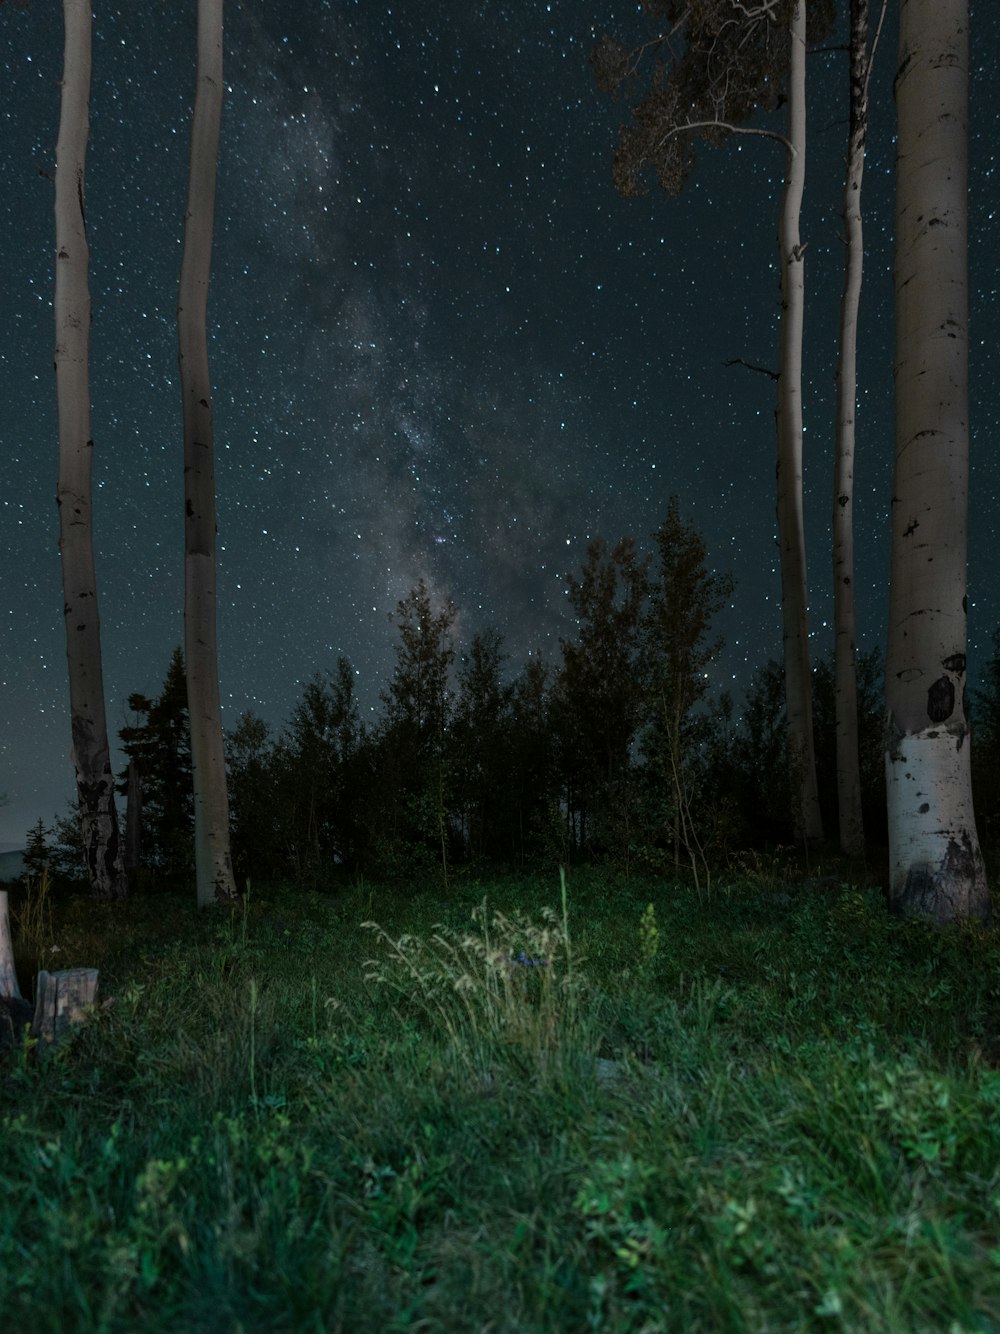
[{"left": 2, "top": 1, "right": 998, "bottom": 843}]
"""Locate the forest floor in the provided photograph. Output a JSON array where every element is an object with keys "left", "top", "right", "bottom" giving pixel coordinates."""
[{"left": 1, "top": 860, "right": 999, "bottom": 1332}]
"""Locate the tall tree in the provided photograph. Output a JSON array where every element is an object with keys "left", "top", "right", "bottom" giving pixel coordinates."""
[
  {"left": 224, "top": 715, "right": 278, "bottom": 880},
  {"left": 118, "top": 648, "right": 194, "bottom": 881},
  {"left": 832, "top": 0, "right": 887, "bottom": 857},
  {"left": 22, "top": 818, "right": 52, "bottom": 881},
  {"left": 379, "top": 580, "right": 457, "bottom": 882},
  {"left": 774, "top": 0, "right": 823, "bottom": 847},
  {"left": 53, "top": 0, "right": 127, "bottom": 899},
  {"left": 452, "top": 629, "right": 514, "bottom": 862},
  {"left": 178, "top": 0, "right": 236, "bottom": 906},
  {"left": 282, "top": 660, "right": 361, "bottom": 875},
  {"left": 885, "top": 0, "right": 991, "bottom": 923},
  {"left": 508, "top": 657, "right": 556, "bottom": 865},
  {"left": 641, "top": 498, "right": 734, "bottom": 873},
  {"left": 556, "top": 537, "right": 648, "bottom": 853},
  {"left": 592, "top": 0, "right": 831, "bottom": 847}
]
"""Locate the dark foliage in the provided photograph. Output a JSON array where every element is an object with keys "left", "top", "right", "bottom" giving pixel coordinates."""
[
  {"left": 22, "top": 818, "right": 51, "bottom": 881},
  {"left": 101, "top": 523, "right": 1000, "bottom": 892},
  {"left": 592, "top": 0, "right": 835, "bottom": 198},
  {"left": 971, "top": 627, "right": 1000, "bottom": 847},
  {"left": 117, "top": 647, "right": 193, "bottom": 884}
]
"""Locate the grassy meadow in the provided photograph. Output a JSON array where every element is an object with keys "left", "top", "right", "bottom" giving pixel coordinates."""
[{"left": 1, "top": 862, "right": 1000, "bottom": 1332}]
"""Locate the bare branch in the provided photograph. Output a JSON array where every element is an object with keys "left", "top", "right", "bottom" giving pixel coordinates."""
[
  {"left": 864, "top": 0, "right": 890, "bottom": 104},
  {"left": 726, "top": 0, "right": 779, "bottom": 18},
  {"left": 724, "top": 357, "right": 780, "bottom": 381},
  {"left": 656, "top": 117, "right": 794, "bottom": 156}
]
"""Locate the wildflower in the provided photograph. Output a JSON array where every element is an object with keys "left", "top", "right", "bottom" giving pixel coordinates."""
[{"left": 509, "top": 950, "right": 549, "bottom": 968}]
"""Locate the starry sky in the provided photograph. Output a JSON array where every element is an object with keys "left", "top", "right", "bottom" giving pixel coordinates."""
[{"left": 2, "top": 1, "right": 998, "bottom": 847}]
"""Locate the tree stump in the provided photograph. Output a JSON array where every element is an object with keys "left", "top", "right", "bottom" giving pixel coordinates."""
[
  {"left": 1, "top": 892, "right": 99, "bottom": 1052},
  {"left": 31, "top": 968, "right": 99, "bottom": 1048}
]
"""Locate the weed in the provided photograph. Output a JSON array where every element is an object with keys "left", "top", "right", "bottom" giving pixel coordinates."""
[
  {"left": 0, "top": 869, "right": 998, "bottom": 1332},
  {"left": 13, "top": 866, "right": 54, "bottom": 960}
]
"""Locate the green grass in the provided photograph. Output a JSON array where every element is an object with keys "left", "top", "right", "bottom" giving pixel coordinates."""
[{"left": 2, "top": 865, "right": 1000, "bottom": 1332}]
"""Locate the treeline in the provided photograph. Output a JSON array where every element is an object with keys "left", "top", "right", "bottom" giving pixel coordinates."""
[{"left": 26, "top": 502, "right": 1000, "bottom": 890}]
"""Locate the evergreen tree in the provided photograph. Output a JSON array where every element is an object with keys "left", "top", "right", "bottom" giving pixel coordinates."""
[
  {"left": 49, "top": 801, "right": 87, "bottom": 883},
  {"left": 640, "top": 498, "right": 734, "bottom": 871},
  {"left": 22, "top": 818, "right": 52, "bottom": 881},
  {"left": 971, "top": 628, "right": 1000, "bottom": 848},
  {"left": 283, "top": 658, "right": 361, "bottom": 878},
  {"left": 226, "top": 711, "right": 282, "bottom": 882},
  {"left": 375, "top": 580, "right": 457, "bottom": 881},
  {"left": 118, "top": 648, "right": 194, "bottom": 883},
  {"left": 508, "top": 657, "right": 557, "bottom": 867},
  {"left": 731, "top": 660, "right": 792, "bottom": 846},
  {"left": 556, "top": 537, "right": 648, "bottom": 856},
  {"left": 451, "top": 629, "right": 514, "bottom": 863}
]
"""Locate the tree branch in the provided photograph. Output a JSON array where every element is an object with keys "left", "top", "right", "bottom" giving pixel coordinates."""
[
  {"left": 656, "top": 117, "right": 795, "bottom": 156},
  {"left": 724, "top": 357, "right": 780, "bottom": 381}
]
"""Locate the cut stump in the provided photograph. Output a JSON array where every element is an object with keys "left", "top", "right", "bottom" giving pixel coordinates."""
[
  {"left": 1, "top": 892, "right": 99, "bottom": 1051},
  {"left": 31, "top": 968, "right": 99, "bottom": 1048}
]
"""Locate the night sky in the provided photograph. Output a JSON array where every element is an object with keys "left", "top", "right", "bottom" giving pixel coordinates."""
[{"left": 2, "top": 1, "right": 998, "bottom": 847}]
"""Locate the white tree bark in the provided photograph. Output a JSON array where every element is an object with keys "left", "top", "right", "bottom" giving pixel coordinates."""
[
  {"left": 0, "top": 892, "right": 24, "bottom": 1002},
  {"left": 832, "top": 0, "right": 875, "bottom": 859},
  {"left": 54, "top": 0, "right": 127, "bottom": 900},
  {"left": 775, "top": 1, "right": 823, "bottom": 847},
  {"left": 886, "top": 0, "right": 991, "bottom": 923},
  {"left": 178, "top": 0, "right": 237, "bottom": 907}
]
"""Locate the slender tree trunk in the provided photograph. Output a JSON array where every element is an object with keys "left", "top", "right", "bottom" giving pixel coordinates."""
[
  {"left": 124, "top": 760, "right": 142, "bottom": 872},
  {"left": 775, "top": 0, "right": 823, "bottom": 848},
  {"left": 0, "top": 892, "right": 24, "bottom": 1002},
  {"left": 832, "top": 0, "right": 872, "bottom": 858},
  {"left": 178, "top": 0, "right": 237, "bottom": 907},
  {"left": 54, "top": 0, "right": 127, "bottom": 900},
  {"left": 886, "top": 0, "right": 991, "bottom": 923}
]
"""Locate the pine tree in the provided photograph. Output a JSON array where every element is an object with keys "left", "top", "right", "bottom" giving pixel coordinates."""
[
  {"left": 452, "top": 629, "right": 514, "bottom": 862},
  {"left": 641, "top": 498, "right": 734, "bottom": 872},
  {"left": 971, "top": 628, "right": 1000, "bottom": 850},
  {"left": 226, "top": 711, "right": 282, "bottom": 882},
  {"left": 508, "top": 657, "right": 557, "bottom": 866},
  {"left": 377, "top": 580, "right": 457, "bottom": 882},
  {"left": 282, "top": 659, "right": 360, "bottom": 878},
  {"left": 118, "top": 648, "right": 194, "bottom": 882},
  {"left": 556, "top": 537, "right": 648, "bottom": 855},
  {"left": 23, "top": 818, "right": 52, "bottom": 881}
]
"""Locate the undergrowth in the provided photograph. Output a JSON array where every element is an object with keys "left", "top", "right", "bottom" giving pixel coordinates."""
[{"left": 1, "top": 866, "right": 999, "bottom": 1332}]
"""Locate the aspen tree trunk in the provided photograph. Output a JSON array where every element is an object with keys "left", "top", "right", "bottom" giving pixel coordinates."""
[
  {"left": 124, "top": 760, "right": 142, "bottom": 872},
  {"left": 178, "top": 0, "right": 237, "bottom": 907},
  {"left": 0, "top": 892, "right": 23, "bottom": 1001},
  {"left": 775, "top": 0, "right": 823, "bottom": 848},
  {"left": 886, "top": 0, "right": 991, "bottom": 923},
  {"left": 54, "top": 0, "right": 127, "bottom": 900},
  {"left": 832, "top": 0, "right": 871, "bottom": 858}
]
